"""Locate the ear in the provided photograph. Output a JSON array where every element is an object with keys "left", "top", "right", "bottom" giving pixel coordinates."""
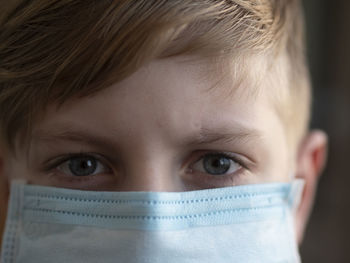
[
  {"left": 0, "top": 149, "right": 10, "bottom": 249},
  {"left": 295, "top": 130, "right": 328, "bottom": 244}
]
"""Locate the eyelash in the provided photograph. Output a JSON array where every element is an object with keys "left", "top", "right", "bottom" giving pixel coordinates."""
[
  {"left": 198, "top": 151, "right": 246, "bottom": 168},
  {"left": 44, "top": 151, "right": 248, "bottom": 185},
  {"left": 186, "top": 151, "right": 247, "bottom": 186},
  {"left": 44, "top": 152, "right": 111, "bottom": 176}
]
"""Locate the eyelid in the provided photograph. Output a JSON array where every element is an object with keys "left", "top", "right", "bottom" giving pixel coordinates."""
[
  {"left": 182, "top": 151, "right": 252, "bottom": 188},
  {"left": 189, "top": 151, "right": 249, "bottom": 171},
  {"left": 190, "top": 154, "right": 242, "bottom": 177},
  {"left": 43, "top": 152, "right": 112, "bottom": 173}
]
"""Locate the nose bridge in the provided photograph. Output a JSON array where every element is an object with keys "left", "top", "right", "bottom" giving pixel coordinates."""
[
  {"left": 113, "top": 93, "right": 191, "bottom": 191},
  {"left": 121, "top": 148, "right": 183, "bottom": 192}
]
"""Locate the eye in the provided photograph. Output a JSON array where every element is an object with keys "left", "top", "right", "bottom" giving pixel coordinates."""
[
  {"left": 56, "top": 155, "right": 111, "bottom": 177},
  {"left": 190, "top": 153, "right": 242, "bottom": 176}
]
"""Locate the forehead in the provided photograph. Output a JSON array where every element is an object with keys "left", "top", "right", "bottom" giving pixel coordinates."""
[
  {"left": 31, "top": 55, "right": 285, "bottom": 149},
  {"left": 94, "top": 55, "right": 270, "bottom": 114}
]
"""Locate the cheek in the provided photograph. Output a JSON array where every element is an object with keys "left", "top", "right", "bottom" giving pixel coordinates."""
[
  {"left": 263, "top": 133, "right": 291, "bottom": 183},
  {"left": 248, "top": 147, "right": 290, "bottom": 184},
  {"left": 3, "top": 156, "right": 33, "bottom": 183},
  {"left": 255, "top": 110, "right": 291, "bottom": 183}
]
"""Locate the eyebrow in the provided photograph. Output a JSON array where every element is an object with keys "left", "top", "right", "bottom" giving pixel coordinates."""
[
  {"left": 31, "top": 125, "right": 262, "bottom": 150},
  {"left": 186, "top": 127, "right": 262, "bottom": 146}
]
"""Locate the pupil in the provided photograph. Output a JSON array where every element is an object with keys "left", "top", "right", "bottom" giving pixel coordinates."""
[
  {"left": 203, "top": 155, "right": 230, "bottom": 175},
  {"left": 69, "top": 157, "right": 97, "bottom": 176}
]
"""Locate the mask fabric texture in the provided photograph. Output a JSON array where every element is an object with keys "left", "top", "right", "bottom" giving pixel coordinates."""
[{"left": 1, "top": 180, "right": 303, "bottom": 263}]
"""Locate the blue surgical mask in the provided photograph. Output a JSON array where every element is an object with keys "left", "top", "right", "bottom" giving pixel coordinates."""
[{"left": 1, "top": 180, "right": 304, "bottom": 263}]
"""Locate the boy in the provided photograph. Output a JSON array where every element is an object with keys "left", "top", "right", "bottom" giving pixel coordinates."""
[{"left": 0, "top": 0, "right": 327, "bottom": 262}]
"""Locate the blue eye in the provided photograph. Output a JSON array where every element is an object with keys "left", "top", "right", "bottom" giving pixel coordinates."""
[
  {"left": 57, "top": 155, "right": 110, "bottom": 177},
  {"left": 191, "top": 153, "right": 242, "bottom": 176}
]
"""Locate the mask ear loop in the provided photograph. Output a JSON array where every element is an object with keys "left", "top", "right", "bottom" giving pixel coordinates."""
[{"left": 287, "top": 179, "right": 305, "bottom": 215}]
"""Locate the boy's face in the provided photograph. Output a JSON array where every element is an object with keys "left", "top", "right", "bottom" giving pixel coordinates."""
[
  {"left": 1, "top": 55, "right": 328, "bottom": 245},
  {"left": 5, "top": 56, "right": 292, "bottom": 191}
]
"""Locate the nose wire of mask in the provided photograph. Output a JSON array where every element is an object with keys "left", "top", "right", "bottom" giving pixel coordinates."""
[{"left": 1, "top": 180, "right": 304, "bottom": 263}]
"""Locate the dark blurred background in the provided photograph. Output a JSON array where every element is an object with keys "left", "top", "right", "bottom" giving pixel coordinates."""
[{"left": 301, "top": 0, "right": 350, "bottom": 262}]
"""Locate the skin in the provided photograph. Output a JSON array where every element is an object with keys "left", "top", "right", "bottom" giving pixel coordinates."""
[{"left": 0, "top": 55, "right": 327, "bottom": 246}]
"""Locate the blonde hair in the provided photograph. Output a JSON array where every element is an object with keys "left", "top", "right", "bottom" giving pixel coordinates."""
[{"left": 0, "top": 0, "right": 310, "bottom": 150}]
